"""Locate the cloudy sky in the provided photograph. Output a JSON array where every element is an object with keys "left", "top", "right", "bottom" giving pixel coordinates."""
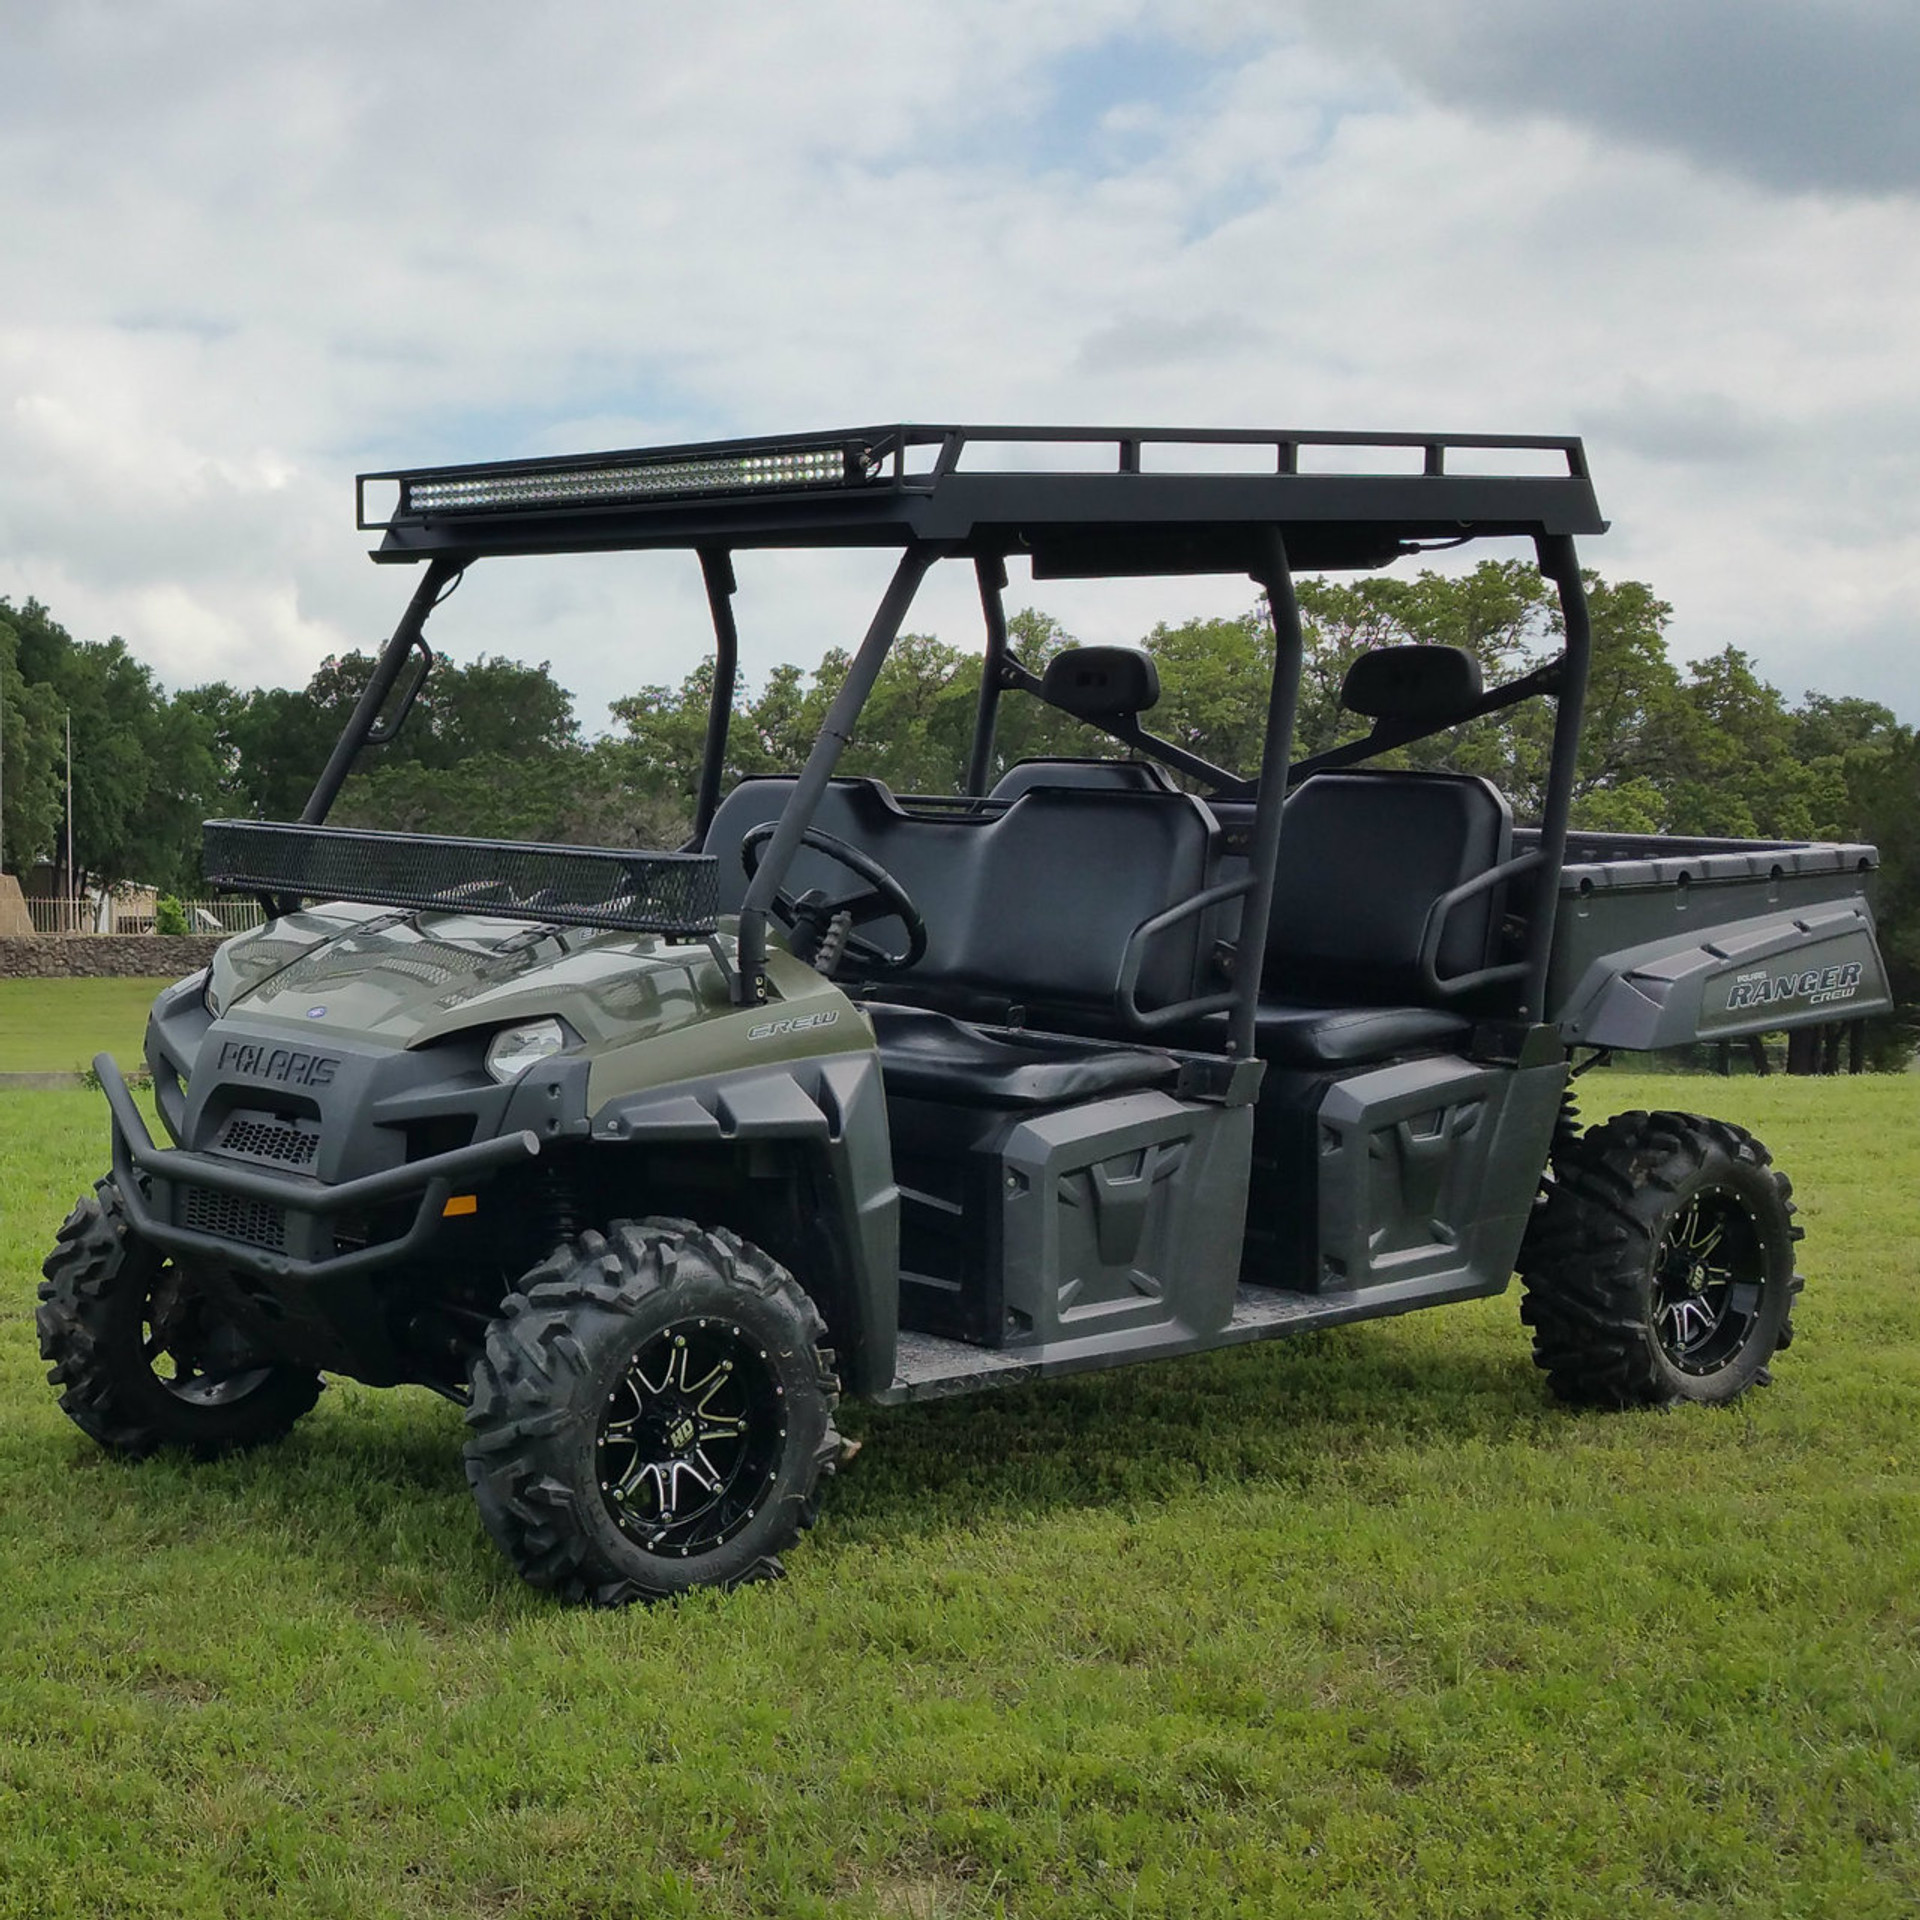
[{"left": 2, "top": 0, "right": 1915, "bottom": 726}]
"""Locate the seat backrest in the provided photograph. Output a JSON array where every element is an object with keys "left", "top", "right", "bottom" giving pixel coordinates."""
[
  {"left": 987, "top": 758, "right": 1178, "bottom": 801},
  {"left": 702, "top": 776, "right": 1214, "bottom": 1017},
  {"left": 704, "top": 778, "right": 982, "bottom": 977},
  {"left": 1263, "top": 770, "right": 1512, "bottom": 1005},
  {"left": 946, "top": 788, "right": 1213, "bottom": 1012}
]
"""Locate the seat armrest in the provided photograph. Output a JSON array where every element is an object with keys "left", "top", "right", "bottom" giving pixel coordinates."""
[
  {"left": 1116, "top": 875, "right": 1256, "bottom": 1031},
  {"left": 1416, "top": 848, "right": 1542, "bottom": 997}
]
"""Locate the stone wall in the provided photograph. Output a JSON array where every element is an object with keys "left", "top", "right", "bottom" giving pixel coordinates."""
[{"left": 0, "top": 936, "right": 225, "bottom": 979}]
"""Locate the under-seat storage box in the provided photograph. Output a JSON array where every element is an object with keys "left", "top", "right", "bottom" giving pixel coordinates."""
[
  {"left": 1245, "top": 1054, "right": 1565, "bottom": 1300},
  {"left": 892, "top": 1089, "right": 1251, "bottom": 1347}
]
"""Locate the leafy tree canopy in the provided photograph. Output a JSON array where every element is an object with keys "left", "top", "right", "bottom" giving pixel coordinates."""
[{"left": 1, "top": 572, "right": 1910, "bottom": 1043}]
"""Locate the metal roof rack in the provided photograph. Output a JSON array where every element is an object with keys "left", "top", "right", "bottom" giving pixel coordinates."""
[{"left": 358, "top": 424, "right": 1605, "bottom": 573}]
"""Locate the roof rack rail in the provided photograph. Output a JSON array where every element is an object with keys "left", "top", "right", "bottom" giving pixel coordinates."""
[{"left": 357, "top": 424, "right": 1605, "bottom": 573}]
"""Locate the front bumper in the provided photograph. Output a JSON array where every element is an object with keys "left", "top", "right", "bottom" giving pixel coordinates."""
[{"left": 98, "top": 1052, "right": 541, "bottom": 1283}]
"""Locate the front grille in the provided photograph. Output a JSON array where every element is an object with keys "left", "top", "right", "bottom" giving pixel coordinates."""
[
  {"left": 218, "top": 1111, "right": 320, "bottom": 1169},
  {"left": 180, "top": 1185, "right": 289, "bottom": 1253}
]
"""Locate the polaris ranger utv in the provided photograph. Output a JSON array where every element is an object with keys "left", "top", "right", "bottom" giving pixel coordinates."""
[{"left": 40, "top": 426, "right": 1892, "bottom": 1604}]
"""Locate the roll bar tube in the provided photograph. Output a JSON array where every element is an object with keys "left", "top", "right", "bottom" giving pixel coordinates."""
[
  {"left": 301, "top": 556, "right": 462, "bottom": 828},
  {"left": 694, "top": 547, "right": 741, "bottom": 841},
  {"left": 1228, "top": 528, "right": 1306, "bottom": 1059},
  {"left": 965, "top": 555, "right": 1010, "bottom": 797},
  {"left": 735, "top": 544, "right": 940, "bottom": 1002},
  {"left": 1522, "top": 534, "right": 1592, "bottom": 1021}
]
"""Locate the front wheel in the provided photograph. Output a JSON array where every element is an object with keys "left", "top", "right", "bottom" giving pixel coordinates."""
[
  {"left": 464, "top": 1218, "right": 842, "bottom": 1605},
  {"left": 37, "top": 1178, "right": 324, "bottom": 1457},
  {"left": 1519, "top": 1110, "right": 1804, "bottom": 1408}
]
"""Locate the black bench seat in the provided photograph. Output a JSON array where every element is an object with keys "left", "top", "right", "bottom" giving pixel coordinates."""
[
  {"left": 865, "top": 1004, "right": 1181, "bottom": 1109},
  {"left": 707, "top": 763, "right": 1517, "bottom": 1085},
  {"left": 1249, "top": 1002, "right": 1473, "bottom": 1070}
]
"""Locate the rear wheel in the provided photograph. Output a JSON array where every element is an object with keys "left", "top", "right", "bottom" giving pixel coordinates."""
[
  {"left": 37, "top": 1179, "right": 323, "bottom": 1457},
  {"left": 464, "top": 1218, "right": 841, "bottom": 1605},
  {"left": 1519, "top": 1110, "right": 1803, "bottom": 1408}
]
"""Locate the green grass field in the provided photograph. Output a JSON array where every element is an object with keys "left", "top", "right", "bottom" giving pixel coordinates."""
[
  {"left": 1, "top": 1070, "right": 1916, "bottom": 1918},
  {"left": 0, "top": 976, "right": 178, "bottom": 1074}
]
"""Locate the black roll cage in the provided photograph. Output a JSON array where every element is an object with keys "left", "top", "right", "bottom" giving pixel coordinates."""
[{"left": 306, "top": 424, "right": 1605, "bottom": 1054}]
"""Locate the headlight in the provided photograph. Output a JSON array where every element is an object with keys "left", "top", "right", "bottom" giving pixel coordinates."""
[{"left": 484, "top": 1018, "right": 569, "bottom": 1084}]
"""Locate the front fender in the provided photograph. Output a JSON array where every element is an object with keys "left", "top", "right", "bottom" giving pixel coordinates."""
[{"left": 589, "top": 1051, "right": 899, "bottom": 1394}]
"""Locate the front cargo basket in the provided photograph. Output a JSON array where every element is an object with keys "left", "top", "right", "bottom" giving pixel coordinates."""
[{"left": 203, "top": 819, "right": 720, "bottom": 935}]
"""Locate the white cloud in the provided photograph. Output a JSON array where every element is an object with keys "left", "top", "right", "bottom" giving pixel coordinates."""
[
  {"left": 0, "top": 0, "right": 1914, "bottom": 731},
  {"left": 1282, "top": 0, "right": 1920, "bottom": 196}
]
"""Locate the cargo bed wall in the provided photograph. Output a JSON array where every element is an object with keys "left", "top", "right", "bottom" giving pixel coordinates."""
[{"left": 1509, "top": 828, "right": 1890, "bottom": 1050}]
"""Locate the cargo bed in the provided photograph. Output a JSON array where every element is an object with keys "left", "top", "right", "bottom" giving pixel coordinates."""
[{"left": 1510, "top": 827, "right": 1890, "bottom": 1049}]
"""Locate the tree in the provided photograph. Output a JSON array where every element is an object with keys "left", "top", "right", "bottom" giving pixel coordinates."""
[
  {"left": 292, "top": 650, "right": 579, "bottom": 775},
  {"left": 834, "top": 633, "right": 980, "bottom": 793},
  {"left": 603, "top": 618, "right": 1090, "bottom": 813},
  {"left": 182, "top": 681, "right": 340, "bottom": 824},
  {"left": 410, "top": 655, "right": 580, "bottom": 767},
  {"left": 1, "top": 572, "right": 1909, "bottom": 1058},
  {"left": 1847, "top": 733, "right": 1920, "bottom": 1035},
  {"left": 607, "top": 658, "right": 728, "bottom": 830},
  {"left": 0, "top": 598, "right": 222, "bottom": 892},
  {"left": 331, "top": 752, "right": 602, "bottom": 845},
  {"left": 1789, "top": 692, "right": 1905, "bottom": 842},
  {"left": 1646, "top": 647, "right": 1820, "bottom": 840},
  {"left": 0, "top": 611, "right": 67, "bottom": 876},
  {"left": 1141, "top": 611, "right": 1273, "bottom": 775},
  {"left": 1564, "top": 576, "right": 1683, "bottom": 833}
]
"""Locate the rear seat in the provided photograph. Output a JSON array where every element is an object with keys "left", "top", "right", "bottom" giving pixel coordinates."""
[{"left": 1223, "top": 768, "right": 1514, "bottom": 1069}]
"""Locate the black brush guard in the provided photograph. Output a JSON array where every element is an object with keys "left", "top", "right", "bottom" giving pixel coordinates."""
[{"left": 96, "top": 1054, "right": 541, "bottom": 1283}]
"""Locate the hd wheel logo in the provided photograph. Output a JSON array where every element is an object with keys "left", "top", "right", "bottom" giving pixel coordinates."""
[{"left": 1724, "top": 961, "right": 1863, "bottom": 1012}]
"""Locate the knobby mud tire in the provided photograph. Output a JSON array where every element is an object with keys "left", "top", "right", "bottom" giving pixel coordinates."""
[
  {"left": 464, "top": 1217, "right": 842, "bottom": 1606},
  {"left": 37, "top": 1178, "right": 324, "bottom": 1458},
  {"left": 1520, "top": 1109, "right": 1804, "bottom": 1409}
]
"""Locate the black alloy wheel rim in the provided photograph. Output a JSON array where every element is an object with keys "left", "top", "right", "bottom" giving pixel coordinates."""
[
  {"left": 597, "top": 1318, "right": 786, "bottom": 1557},
  {"left": 142, "top": 1264, "right": 273, "bottom": 1406},
  {"left": 1652, "top": 1185, "right": 1767, "bottom": 1374}
]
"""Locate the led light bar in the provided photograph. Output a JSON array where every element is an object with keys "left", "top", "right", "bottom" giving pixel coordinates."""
[{"left": 403, "top": 443, "right": 867, "bottom": 515}]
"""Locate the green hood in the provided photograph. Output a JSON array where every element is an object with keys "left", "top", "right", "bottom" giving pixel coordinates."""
[{"left": 205, "top": 903, "right": 867, "bottom": 1103}]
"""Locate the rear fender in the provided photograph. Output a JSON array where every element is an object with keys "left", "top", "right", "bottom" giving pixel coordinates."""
[{"left": 1554, "top": 902, "right": 1892, "bottom": 1051}]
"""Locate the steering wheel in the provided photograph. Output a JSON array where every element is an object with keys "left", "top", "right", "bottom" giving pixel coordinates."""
[{"left": 739, "top": 823, "right": 928, "bottom": 978}]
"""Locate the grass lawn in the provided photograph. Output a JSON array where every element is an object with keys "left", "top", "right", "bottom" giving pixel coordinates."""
[
  {"left": 0, "top": 976, "right": 182, "bottom": 1074},
  {"left": 0, "top": 1072, "right": 1916, "bottom": 1917}
]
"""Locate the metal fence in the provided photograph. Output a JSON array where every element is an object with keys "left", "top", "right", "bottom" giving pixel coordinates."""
[
  {"left": 18, "top": 897, "right": 267, "bottom": 936},
  {"left": 20, "top": 897, "right": 96, "bottom": 935}
]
